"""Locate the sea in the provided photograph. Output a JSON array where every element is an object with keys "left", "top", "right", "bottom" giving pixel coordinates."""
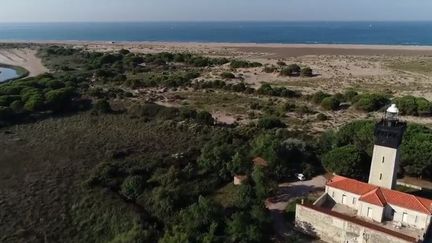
[{"left": 1, "top": 22, "right": 432, "bottom": 45}]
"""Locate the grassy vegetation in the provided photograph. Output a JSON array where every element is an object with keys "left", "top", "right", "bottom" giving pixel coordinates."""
[
  {"left": 2, "top": 45, "right": 432, "bottom": 242},
  {"left": 388, "top": 59, "right": 432, "bottom": 75}
]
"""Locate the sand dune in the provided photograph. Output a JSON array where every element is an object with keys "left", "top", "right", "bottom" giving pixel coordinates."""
[{"left": 0, "top": 49, "right": 48, "bottom": 77}]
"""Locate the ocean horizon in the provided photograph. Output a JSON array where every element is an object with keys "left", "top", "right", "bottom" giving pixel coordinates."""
[{"left": 1, "top": 21, "right": 432, "bottom": 45}]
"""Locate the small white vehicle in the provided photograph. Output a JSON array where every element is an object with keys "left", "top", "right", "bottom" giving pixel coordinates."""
[{"left": 295, "top": 173, "right": 306, "bottom": 181}]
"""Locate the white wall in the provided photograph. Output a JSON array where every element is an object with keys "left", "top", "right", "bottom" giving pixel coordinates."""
[
  {"left": 358, "top": 201, "right": 384, "bottom": 222},
  {"left": 369, "top": 145, "right": 400, "bottom": 189},
  {"left": 389, "top": 204, "right": 432, "bottom": 230},
  {"left": 326, "top": 186, "right": 360, "bottom": 209}
]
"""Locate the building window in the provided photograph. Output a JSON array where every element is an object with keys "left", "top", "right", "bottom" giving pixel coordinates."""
[
  {"left": 380, "top": 173, "right": 383, "bottom": 180},
  {"left": 402, "top": 212, "right": 408, "bottom": 223},
  {"left": 415, "top": 215, "right": 418, "bottom": 223},
  {"left": 382, "top": 156, "right": 385, "bottom": 163},
  {"left": 332, "top": 191, "right": 335, "bottom": 198},
  {"left": 367, "top": 207, "right": 373, "bottom": 218},
  {"left": 353, "top": 198, "right": 357, "bottom": 204},
  {"left": 342, "top": 194, "right": 347, "bottom": 204}
]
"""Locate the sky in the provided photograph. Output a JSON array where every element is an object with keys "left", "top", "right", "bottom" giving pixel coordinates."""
[{"left": 1, "top": 0, "right": 432, "bottom": 22}]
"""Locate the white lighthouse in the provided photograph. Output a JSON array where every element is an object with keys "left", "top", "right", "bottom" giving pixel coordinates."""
[{"left": 368, "top": 104, "right": 407, "bottom": 189}]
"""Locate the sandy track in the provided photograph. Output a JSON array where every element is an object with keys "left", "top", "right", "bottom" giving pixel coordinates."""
[{"left": 0, "top": 49, "right": 48, "bottom": 77}]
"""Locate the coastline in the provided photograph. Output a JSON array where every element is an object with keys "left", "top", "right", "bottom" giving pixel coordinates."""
[{"left": 3, "top": 40, "right": 432, "bottom": 57}]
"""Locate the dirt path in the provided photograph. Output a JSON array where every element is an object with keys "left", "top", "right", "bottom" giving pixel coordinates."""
[{"left": 0, "top": 49, "right": 48, "bottom": 77}]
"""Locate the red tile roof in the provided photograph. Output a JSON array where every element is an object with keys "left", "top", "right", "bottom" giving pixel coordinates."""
[
  {"left": 327, "top": 175, "right": 432, "bottom": 215},
  {"left": 327, "top": 176, "right": 376, "bottom": 195},
  {"left": 360, "top": 188, "right": 386, "bottom": 207}
]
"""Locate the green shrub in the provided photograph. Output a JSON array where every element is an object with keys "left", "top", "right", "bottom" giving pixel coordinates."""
[
  {"left": 120, "top": 176, "right": 144, "bottom": 200},
  {"left": 300, "top": 67, "right": 313, "bottom": 77},
  {"left": 321, "top": 97, "right": 340, "bottom": 111},
  {"left": 221, "top": 72, "right": 236, "bottom": 79},
  {"left": 230, "top": 60, "right": 262, "bottom": 69},
  {"left": 257, "top": 117, "right": 286, "bottom": 129},
  {"left": 354, "top": 93, "right": 390, "bottom": 112},
  {"left": 24, "top": 94, "right": 45, "bottom": 112},
  {"left": 93, "top": 99, "right": 112, "bottom": 114},
  {"left": 311, "top": 91, "right": 331, "bottom": 104},
  {"left": 394, "top": 96, "right": 432, "bottom": 116}
]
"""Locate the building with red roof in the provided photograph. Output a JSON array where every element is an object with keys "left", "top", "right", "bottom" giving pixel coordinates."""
[{"left": 296, "top": 106, "right": 432, "bottom": 242}]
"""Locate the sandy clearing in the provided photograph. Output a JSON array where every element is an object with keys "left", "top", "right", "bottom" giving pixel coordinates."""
[{"left": 0, "top": 49, "right": 48, "bottom": 77}]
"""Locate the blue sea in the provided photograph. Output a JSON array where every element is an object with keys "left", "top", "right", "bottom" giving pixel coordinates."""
[{"left": 1, "top": 22, "right": 432, "bottom": 45}]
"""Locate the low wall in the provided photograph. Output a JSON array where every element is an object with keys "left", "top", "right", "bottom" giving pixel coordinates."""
[{"left": 295, "top": 204, "right": 417, "bottom": 243}]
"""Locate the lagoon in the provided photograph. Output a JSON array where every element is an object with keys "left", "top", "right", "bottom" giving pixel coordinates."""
[{"left": 0, "top": 67, "right": 19, "bottom": 83}]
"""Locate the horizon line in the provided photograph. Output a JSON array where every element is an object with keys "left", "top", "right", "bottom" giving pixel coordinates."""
[{"left": 2, "top": 20, "right": 432, "bottom": 24}]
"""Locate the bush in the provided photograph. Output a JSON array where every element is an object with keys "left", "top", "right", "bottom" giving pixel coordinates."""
[
  {"left": 24, "top": 94, "right": 45, "bottom": 112},
  {"left": 354, "top": 93, "right": 390, "bottom": 112},
  {"left": 300, "top": 67, "right": 313, "bottom": 77},
  {"left": 311, "top": 91, "right": 331, "bottom": 104},
  {"left": 322, "top": 145, "right": 370, "bottom": 179},
  {"left": 230, "top": 60, "right": 262, "bottom": 69},
  {"left": 93, "top": 99, "right": 112, "bottom": 114},
  {"left": 394, "top": 96, "right": 432, "bottom": 116},
  {"left": 221, "top": 72, "right": 236, "bottom": 79},
  {"left": 196, "top": 111, "right": 214, "bottom": 125},
  {"left": 321, "top": 97, "right": 340, "bottom": 111},
  {"left": 120, "top": 175, "right": 144, "bottom": 200},
  {"left": 257, "top": 117, "right": 286, "bottom": 129}
]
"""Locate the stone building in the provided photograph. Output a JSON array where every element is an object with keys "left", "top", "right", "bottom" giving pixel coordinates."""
[{"left": 295, "top": 104, "right": 432, "bottom": 243}]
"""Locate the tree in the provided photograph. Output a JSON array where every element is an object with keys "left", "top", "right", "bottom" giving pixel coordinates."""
[
  {"left": 24, "top": 94, "right": 45, "bottom": 112},
  {"left": 321, "top": 97, "right": 340, "bottom": 111},
  {"left": 257, "top": 117, "right": 286, "bottom": 129},
  {"left": 354, "top": 93, "right": 390, "bottom": 112},
  {"left": 120, "top": 175, "right": 144, "bottom": 200},
  {"left": 322, "top": 145, "right": 370, "bottom": 180},
  {"left": 45, "top": 88, "right": 76, "bottom": 112},
  {"left": 300, "top": 67, "right": 313, "bottom": 77}
]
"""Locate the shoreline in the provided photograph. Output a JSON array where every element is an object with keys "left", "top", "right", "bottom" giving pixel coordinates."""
[
  {"left": 0, "top": 63, "right": 29, "bottom": 83},
  {"left": 3, "top": 40, "right": 432, "bottom": 50}
]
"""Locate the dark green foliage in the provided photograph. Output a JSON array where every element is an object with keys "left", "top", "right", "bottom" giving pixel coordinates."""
[
  {"left": 280, "top": 64, "right": 301, "bottom": 76},
  {"left": 321, "top": 97, "right": 340, "bottom": 111},
  {"left": 93, "top": 99, "right": 112, "bottom": 114},
  {"left": 321, "top": 120, "right": 432, "bottom": 180},
  {"left": 344, "top": 90, "right": 359, "bottom": 102},
  {"left": 257, "top": 117, "right": 286, "bottom": 129},
  {"left": 354, "top": 93, "right": 390, "bottom": 112},
  {"left": 120, "top": 175, "right": 144, "bottom": 200},
  {"left": 311, "top": 91, "right": 331, "bottom": 104},
  {"left": 257, "top": 84, "right": 300, "bottom": 98},
  {"left": 230, "top": 60, "right": 262, "bottom": 69},
  {"left": 400, "top": 125, "right": 432, "bottom": 178},
  {"left": 45, "top": 87, "right": 77, "bottom": 112},
  {"left": 276, "top": 61, "right": 286, "bottom": 66},
  {"left": 322, "top": 145, "right": 370, "bottom": 180},
  {"left": 221, "top": 72, "right": 236, "bottom": 79},
  {"left": 394, "top": 96, "right": 432, "bottom": 116},
  {"left": 196, "top": 111, "right": 215, "bottom": 125},
  {"left": 300, "top": 67, "right": 313, "bottom": 77}
]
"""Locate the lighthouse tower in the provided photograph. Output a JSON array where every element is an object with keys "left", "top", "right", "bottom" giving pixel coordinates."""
[{"left": 368, "top": 104, "right": 407, "bottom": 189}]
